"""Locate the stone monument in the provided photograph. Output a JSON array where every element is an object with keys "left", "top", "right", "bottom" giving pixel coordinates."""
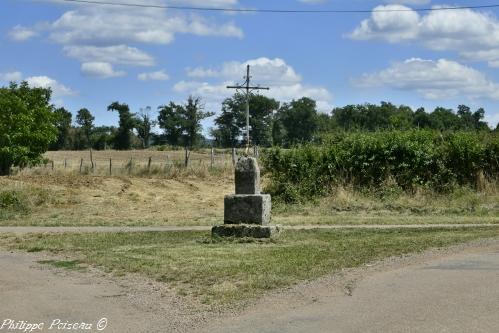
[{"left": 212, "top": 156, "right": 279, "bottom": 238}]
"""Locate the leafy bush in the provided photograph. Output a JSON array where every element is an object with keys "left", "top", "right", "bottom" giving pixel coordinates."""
[{"left": 262, "top": 130, "right": 499, "bottom": 202}]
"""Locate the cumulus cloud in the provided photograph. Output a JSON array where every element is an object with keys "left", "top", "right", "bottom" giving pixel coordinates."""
[
  {"left": 25, "top": 76, "right": 76, "bottom": 97},
  {"left": 8, "top": 25, "right": 38, "bottom": 41},
  {"left": 64, "top": 45, "right": 155, "bottom": 67},
  {"left": 349, "top": 5, "right": 499, "bottom": 67},
  {"left": 0, "top": 71, "right": 23, "bottom": 82},
  {"left": 187, "top": 58, "right": 302, "bottom": 85},
  {"left": 1, "top": 71, "right": 75, "bottom": 98},
  {"left": 11, "top": 0, "right": 244, "bottom": 72},
  {"left": 355, "top": 58, "right": 499, "bottom": 100},
  {"left": 176, "top": 57, "right": 333, "bottom": 112},
  {"left": 81, "top": 62, "right": 126, "bottom": 79},
  {"left": 138, "top": 70, "right": 170, "bottom": 81}
]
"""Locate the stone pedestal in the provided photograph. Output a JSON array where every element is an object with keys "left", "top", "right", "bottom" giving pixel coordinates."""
[{"left": 212, "top": 156, "right": 278, "bottom": 238}]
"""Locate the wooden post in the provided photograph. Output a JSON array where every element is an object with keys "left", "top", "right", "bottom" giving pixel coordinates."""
[
  {"left": 79, "top": 158, "right": 83, "bottom": 174},
  {"left": 51, "top": 160, "right": 54, "bottom": 170},
  {"left": 232, "top": 147, "right": 236, "bottom": 165},
  {"left": 64, "top": 159, "right": 67, "bottom": 169},
  {"left": 184, "top": 147, "right": 190, "bottom": 167},
  {"left": 89, "top": 148, "right": 94, "bottom": 170},
  {"left": 148, "top": 156, "right": 152, "bottom": 173},
  {"left": 109, "top": 158, "right": 112, "bottom": 176},
  {"left": 211, "top": 148, "right": 215, "bottom": 168},
  {"left": 128, "top": 157, "right": 133, "bottom": 175}
]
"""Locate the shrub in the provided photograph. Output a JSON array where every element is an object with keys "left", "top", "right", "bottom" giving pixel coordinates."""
[{"left": 262, "top": 130, "right": 499, "bottom": 202}]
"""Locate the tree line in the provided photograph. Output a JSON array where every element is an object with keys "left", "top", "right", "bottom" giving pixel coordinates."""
[
  {"left": 52, "top": 93, "right": 498, "bottom": 151},
  {"left": 1, "top": 81, "right": 498, "bottom": 175}
]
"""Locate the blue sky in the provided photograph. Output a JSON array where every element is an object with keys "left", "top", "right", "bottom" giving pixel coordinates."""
[{"left": 2, "top": 0, "right": 499, "bottom": 131}]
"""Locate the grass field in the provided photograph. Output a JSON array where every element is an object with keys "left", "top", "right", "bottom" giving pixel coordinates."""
[
  {"left": 0, "top": 171, "right": 498, "bottom": 227},
  {"left": 2, "top": 228, "right": 499, "bottom": 305}
]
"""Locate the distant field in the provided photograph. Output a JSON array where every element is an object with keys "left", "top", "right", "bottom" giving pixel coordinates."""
[{"left": 43, "top": 149, "right": 241, "bottom": 174}]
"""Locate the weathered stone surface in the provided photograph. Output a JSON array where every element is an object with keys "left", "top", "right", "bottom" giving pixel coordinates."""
[
  {"left": 235, "top": 157, "right": 260, "bottom": 195},
  {"left": 224, "top": 194, "right": 271, "bottom": 225},
  {"left": 212, "top": 224, "right": 280, "bottom": 239}
]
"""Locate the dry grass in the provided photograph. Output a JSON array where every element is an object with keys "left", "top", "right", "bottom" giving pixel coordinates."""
[
  {"left": 0, "top": 149, "right": 498, "bottom": 227},
  {"left": 0, "top": 174, "right": 232, "bottom": 226},
  {"left": 38, "top": 149, "right": 245, "bottom": 177}
]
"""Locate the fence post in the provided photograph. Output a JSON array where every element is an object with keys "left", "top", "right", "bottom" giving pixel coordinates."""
[
  {"left": 109, "top": 158, "right": 112, "bottom": 176},
  {"left": 79, "top": 158, "right": 83, "bottom": 174},
  {"left": 89, "top": 148, "right": 94, "bottom": 171},
  {"left": 148, "top": 156, "right": 152, "bottom": 173},
  {"left": 211, "top": 148, "right": 215, "bottom": 168},
  {"left": 128, "top": 157, "right": 133, "bottom": 175},
  {"left": 64, "top": 159, "right": 67, "bottom": 169},
  {"left": 184, "top": 147, "right": 190, "bottom": 167}
]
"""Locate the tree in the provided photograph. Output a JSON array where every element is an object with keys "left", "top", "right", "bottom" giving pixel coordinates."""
[
  {"left": 157, "top": 102, "right": 184, "bottom": 147},
  {"left": 430, "top": 107, "right": 460, "bottom": 130},
  {"left": 107, "top": 102, "right": 135, "bottom": 150},
  {"left": 50, "top": 107, "right": 72, "bottom": 150},
  {"left": 158, "top": 97, "right": 213, "bottom": 148},
  {"left": 135, "top": 106, "right": 156, "bottom": 148},
  {"left": 76, "top": 108, "right": 94, "bottom": 148},
  {"left": 0, "top": 82, "right": 57, "bottom": 175},
  {"left": 214, "top": 93, "right": 279, "bottom": 147},
  {"left": 277, "top": 97, "right": 318, "bottom": 146},
  {"left": 182, "top": 96, "right": 214, "bottom": 148}
]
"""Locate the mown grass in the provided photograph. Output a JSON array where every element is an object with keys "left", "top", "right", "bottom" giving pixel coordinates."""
[{"left": 2, "top": 228, "right": 499, "bottom": 305}]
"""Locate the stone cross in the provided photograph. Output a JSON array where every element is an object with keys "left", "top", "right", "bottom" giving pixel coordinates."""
[{"left": 212, "top": 156, "right": 277, "bottom": 238}]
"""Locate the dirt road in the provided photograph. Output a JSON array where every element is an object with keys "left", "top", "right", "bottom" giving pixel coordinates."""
[
  {"left": 1, "top": 241, "right": 499, "bottom": 333},
  {"left": 199, "top": 241, "right": 499, "bottom": 333}
]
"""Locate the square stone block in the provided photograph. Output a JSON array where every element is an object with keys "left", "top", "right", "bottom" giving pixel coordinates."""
[
  {"left": 212, "top": 224, "right": 280, "bottom": 239},
  {"left": 224, "top": 194, "right": 271, "bottom": 225}
]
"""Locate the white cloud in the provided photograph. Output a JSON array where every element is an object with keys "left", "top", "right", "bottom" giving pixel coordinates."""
[
  {"left": 8, "top": 25, "right": 38, "bottom": 41},
  {"left": 355, "top": 58, "right": 499, "bottom": 100},
  {"left": 80, "top": 62, "right": 126, "bottom": 79},
  {"left": 0, "top": 71, "right": 23, "bottom": 82},
  {"left": 64, "top": 45, "right": 155, "bottom": 67},
  {"left": 176, "top": 57, "right": 333, "bottom": 112},
  {"left": 45, "top": 3, "right": 243, "bottom": 46},
  {"left": 187, "top": 58, "right": 302, "bottom": 85},
  {"left": 138, "top": 70, "right": 170, "bottom": 81},
  {"left": 25, "top": 76, "right": 76, "bottom": 97},
  {"left": 349, "top": 5, "right": 499, "bottom": 67},
  {"left": 1, "top": 71, "right": 75, "bottom": 98}
]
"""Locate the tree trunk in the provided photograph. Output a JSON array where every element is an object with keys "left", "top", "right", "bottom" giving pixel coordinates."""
[{"left": 0, "top": 160, "right": 12, "bottom": 176}]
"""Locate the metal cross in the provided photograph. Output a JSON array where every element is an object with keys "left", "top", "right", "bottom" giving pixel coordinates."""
[{"left": 227, "top": 65, "right": 270, "bottom": 153}]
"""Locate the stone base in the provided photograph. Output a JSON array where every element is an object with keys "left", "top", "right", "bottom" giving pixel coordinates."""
[
  {"left": 224, "top": 194, "right": 271, "bottom": 225},
  {"left": 212, "top": 224, "right": 280, "bottom": 239}
]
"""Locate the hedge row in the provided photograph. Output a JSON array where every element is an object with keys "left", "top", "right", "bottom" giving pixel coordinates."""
[{"left": 261, "top": 130, "right": 499, "bottom": 202}]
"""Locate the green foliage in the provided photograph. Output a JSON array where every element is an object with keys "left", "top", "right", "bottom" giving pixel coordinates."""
[
  {"left": 50, "top": 107, "right": 72, "bottom": 150},
  {"left": 108, "top": 102, "right": 135, "bottom": 150},
  {"left": 276, "top": 97, "right": 318, "bottom": 146},
  {"left": 327, "top": 103, "right": 490, "bottom": 132},
  {"left": 214, "top": 93, "right": 278, "bottom": 147},
  {"left": 76, "top": 108, "right": 95, "bottom": 148},
  {"left": 262, "top": 130, "right": 499, "bottom": 202},
  {"left": 134, "top": 106, "right": 156, "bottom": 148},
  {"left": 158, "top": 96, "right": 213, "bottom": 148},
  {"left": 0, "top": 81, "right": 57, "bottom": 175}
]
